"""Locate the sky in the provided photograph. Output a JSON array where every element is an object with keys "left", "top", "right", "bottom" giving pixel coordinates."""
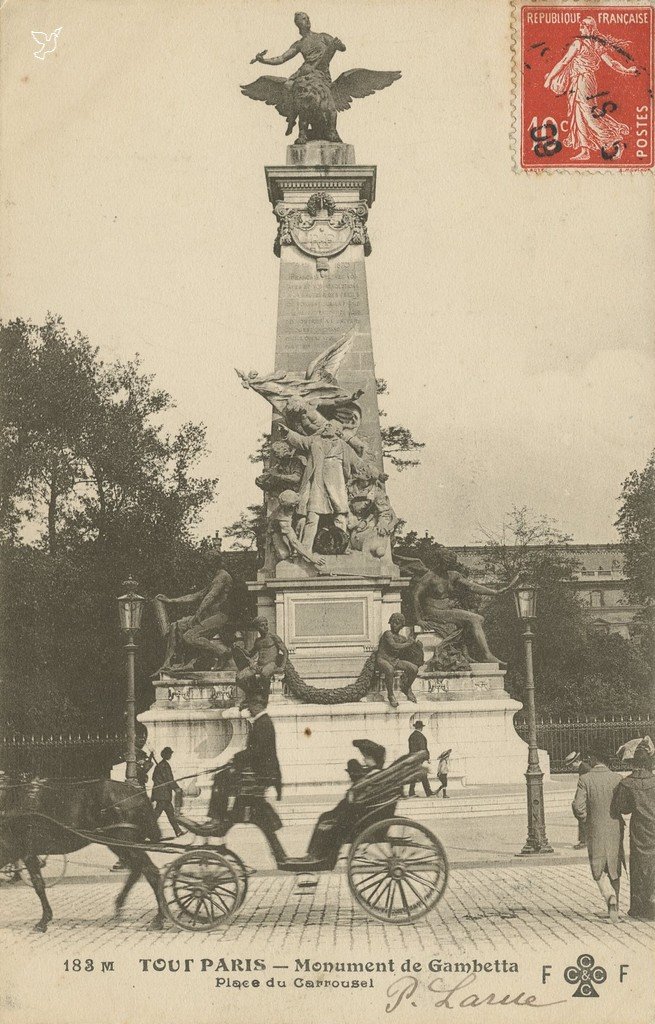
[{"left": 1, "top": 0, "right": 653, "bottom": 546}]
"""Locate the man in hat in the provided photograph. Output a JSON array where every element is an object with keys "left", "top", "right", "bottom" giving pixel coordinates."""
[
  {"left": 565, "top": 751, "right": 592, "bottom": 848},
  {"left": 572, "top": 750, "right": 623, "bottom": 921},
  {"left": 240, "top": 697, "right": 283, "bottom": 800},
  {"left": 435, "top": 749, "right": 451, "bottom": 798},
  {"left": 151, "top": 747, "right": 183, "bottom": 837},
  {"left": 301, "top": 740, "right": 387, "bottom": 867},
  {"left": 611, "top": 745, "right": 655, "bottom": 921},
  {"left": 407, "top": 721, "right": 433, "bottom": 797}
]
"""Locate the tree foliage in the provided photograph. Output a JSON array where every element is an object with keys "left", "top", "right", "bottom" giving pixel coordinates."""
[
  {"left": 616, "top": 448, "right": 655, "bottom": 605},
  {"left": 375, "top": 378, "right": 425, "bottom": 471},
  {"left": 615, "top": 449, "right": 655, "bottom": 697},
  {"left": 0, "top": 317, "right": 218, "bottom": 730}
]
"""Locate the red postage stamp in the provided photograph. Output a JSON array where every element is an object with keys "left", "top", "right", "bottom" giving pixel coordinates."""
[{"left": 520, "top": 5, "right": 654, "bottom": 168}]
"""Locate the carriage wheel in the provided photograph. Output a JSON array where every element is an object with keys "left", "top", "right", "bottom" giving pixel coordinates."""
[
  {"left": 19, "top": 854, "right": 68, "bottom": 888},
  {"left": 347, "top": 817, "right": 448, "bottom": 924},
  {"left": 219, "top": 848, "right": 249, "bottom": 908},
  {"left": 161, "top": 850, "right": 241, "bottom": 931}
]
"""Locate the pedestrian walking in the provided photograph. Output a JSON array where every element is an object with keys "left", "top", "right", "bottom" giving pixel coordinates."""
[
  {"left": 565, "top": 751, "right": 591, "bottom": 848},
  {"left": 572, "top": 751, "right": 623, "bottom": 921},
  {"left": 151, "top": 747, "right": 183, "bottom": 837},
  {"left": 407, "top": 721, "right": 433, "bottom": 797},
  {"left": 435, "top": 749, "right": 451, "bottom": 798},
  {"left": 611, "top": 745, "right": 655, "bottom": 921}
]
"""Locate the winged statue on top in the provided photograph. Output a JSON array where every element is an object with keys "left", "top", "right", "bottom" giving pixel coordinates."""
[{"left": 241, "top": 12, "right": 401, "bottom": 145}]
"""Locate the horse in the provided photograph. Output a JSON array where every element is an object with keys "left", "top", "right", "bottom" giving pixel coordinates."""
[{"left": 0, "top": 776, "right": 167, "bottom": 931}]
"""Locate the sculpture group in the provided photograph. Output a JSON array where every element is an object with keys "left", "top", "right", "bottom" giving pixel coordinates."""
[
  {"left": 238, "top": 327, "right": 396, "bottom": 563},
  {"left": 242, "top": 12, "right": 401, "bottom": 145},
  {"left": 153, "top": 12, "right": 516, "bottom": 704}
]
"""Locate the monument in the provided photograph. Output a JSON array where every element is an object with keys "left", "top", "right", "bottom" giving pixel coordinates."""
[{"left": 139, "top": 13, "right": 547, "bottom": 808}]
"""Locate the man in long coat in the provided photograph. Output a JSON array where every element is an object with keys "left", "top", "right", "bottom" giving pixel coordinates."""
[
  {"left": 611, "top": 746, "right": 655, "bottom": 920},
  {"left": 572, "top": 752, "right": 623, "bottom": 920},
  {"left": 281, "top": 420, "right": 369, "bottom": 551}
]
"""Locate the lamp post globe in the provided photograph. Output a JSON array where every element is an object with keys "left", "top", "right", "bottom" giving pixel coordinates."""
[
  {"left": 512, "top": 581, "right": 553, "bottom": 856},
  {"left": 117, "top": 578, "right": 144, "bottom": 785}
]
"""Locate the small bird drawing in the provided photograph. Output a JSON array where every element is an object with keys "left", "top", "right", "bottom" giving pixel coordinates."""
[{"left": 32, "top": 27, "right": 62, "bottom": 61}]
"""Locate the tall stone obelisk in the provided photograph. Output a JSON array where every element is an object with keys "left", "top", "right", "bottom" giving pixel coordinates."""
[
  {"left": 136, "top": 25, "right": 544, "bottom": 804},
  {"left": 249, "top": 141, "right": 405, "bottom": 688}
]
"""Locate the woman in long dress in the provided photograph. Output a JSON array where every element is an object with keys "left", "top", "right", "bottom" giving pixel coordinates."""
[{"left": 544, "top": 17, "right": 638, "bottom": 161}]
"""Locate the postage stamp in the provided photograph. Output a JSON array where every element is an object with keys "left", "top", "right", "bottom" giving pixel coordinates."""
[{"left": 518, "top": 4, "right": 654, "bottom": 169}]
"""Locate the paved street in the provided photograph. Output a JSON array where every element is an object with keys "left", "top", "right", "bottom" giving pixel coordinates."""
[
  {"left": 1, "top": 808, "right": 652, "bottom": 957},
  {"left": 2, "top": 806, "right": 653, "bottom": 1024}
]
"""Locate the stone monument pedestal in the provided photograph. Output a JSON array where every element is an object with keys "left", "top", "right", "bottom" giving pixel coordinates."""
[
  {"left": 249, "top": 553, "right": 407, "bottom": 686},
  {"left": 138, "top": 666, "right": 547, "bottom": 815}
]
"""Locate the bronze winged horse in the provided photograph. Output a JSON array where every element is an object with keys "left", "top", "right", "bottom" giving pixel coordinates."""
[{"left": 0, "top": 776, "right": 167, "bottom": 931}]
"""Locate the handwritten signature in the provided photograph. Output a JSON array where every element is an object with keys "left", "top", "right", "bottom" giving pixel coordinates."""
[{"left": 385, "top": 974, "right": 567, "bottom": 1014}]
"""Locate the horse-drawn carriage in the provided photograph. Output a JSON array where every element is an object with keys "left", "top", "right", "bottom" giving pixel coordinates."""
[
  {"left": 163, "top": 750, "right": 448, "bottom": 929},
  {"left": 0, "top": 751, "right": 448, "bottom": 931}
]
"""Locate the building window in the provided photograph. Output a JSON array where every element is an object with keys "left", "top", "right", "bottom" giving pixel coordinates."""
[{"left": 589, "top": 591, "right": 603, "bottom": 608}]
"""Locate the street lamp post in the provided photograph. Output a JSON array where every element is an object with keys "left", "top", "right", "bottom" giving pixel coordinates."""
[
  {"left": 513, "top": 582, "right": 554, "bottom": 855},
  {"left": 117, "top": 577, "right": 145, "bottom": 786}
]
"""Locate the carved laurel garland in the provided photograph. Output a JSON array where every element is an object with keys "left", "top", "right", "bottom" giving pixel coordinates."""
[{"left": 282, "top": 654, "right": 378, "bottom": 704}]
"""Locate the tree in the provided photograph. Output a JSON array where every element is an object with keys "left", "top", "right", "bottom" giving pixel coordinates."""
[
  {"left": 616, "top": 449, "right": 655, "bottom": 605},
  {"left": 616, "top": 449, "right": 655, "bottom": 698},
  {"left": 0, "top": 316, "right": 218, "bottom": 730},
  {"left": 0, "top": 317, "right": 215, "bottom": 557},
  {"left": 376, "top": 379, "right": 425, "bottom": 471},
  {"left": 475, "top": 508, "right": 587, "bottom": 709},
  {"left": 396, "top": 508, "right": 651, "bottom": 717}
]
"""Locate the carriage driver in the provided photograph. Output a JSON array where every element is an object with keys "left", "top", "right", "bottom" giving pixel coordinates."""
[{"left": 290, "top": 739, "right": 386, "bottom": 869}]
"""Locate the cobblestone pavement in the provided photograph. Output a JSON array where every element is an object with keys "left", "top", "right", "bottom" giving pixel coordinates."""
[{"left": 1, "top": 858, "right": 652, "bottom": 958}]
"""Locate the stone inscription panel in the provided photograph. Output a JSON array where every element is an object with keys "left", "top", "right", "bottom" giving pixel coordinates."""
[
  {"left": 294, "top": 599, "right": 365, "bottom": 639},
  {"left": 276, "top": 257, "right": 382, "bottom": 456}
]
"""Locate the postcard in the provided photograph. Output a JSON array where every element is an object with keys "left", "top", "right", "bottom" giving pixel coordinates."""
[{"left": 1, "top": 1, "right": 653, "bottom": 1022}]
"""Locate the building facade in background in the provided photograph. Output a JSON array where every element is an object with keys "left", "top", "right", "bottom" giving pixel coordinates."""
[{"left": 451, "top": 544, "right": 640, "bottom": 640}]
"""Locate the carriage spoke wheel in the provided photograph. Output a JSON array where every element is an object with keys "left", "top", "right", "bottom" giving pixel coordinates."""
[
  {"left": 19, "top": 854, "right": 68, "bottom": 888},
  {"left": 347, "top": 817, "right": 448, "bottom": 924},
  {"left": 161, "top": 850, "right": 241, "bottom": 931},
  {"left": 218, "top": 847, "right": 249, "bottom": 909}
]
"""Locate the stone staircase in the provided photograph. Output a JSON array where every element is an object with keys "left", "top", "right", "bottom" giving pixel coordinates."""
[{"left": 278, "top": 779, "right": 576, "bottom": 825}]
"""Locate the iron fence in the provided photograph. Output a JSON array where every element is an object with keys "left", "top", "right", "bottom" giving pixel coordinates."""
[
  {"left": 0, "top": 730, "right": 124, "bottom": 779},
  {"left": 513, "top": 715, "right": 655, "bottom": 773}
]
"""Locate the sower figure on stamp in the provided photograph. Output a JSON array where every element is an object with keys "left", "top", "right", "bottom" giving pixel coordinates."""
[
  {"left": 544, "top": 15, "right": 637, "bottom": 162},
  {"left": 572, "top": 750, "right": 624, "bottom": 921},
  {"left": 375, "top": 613, "right": 424, "bottom": 708},
  {"left": 153, "top": 564, "right": 233, "bottom": 672},
  {"left": 232, "top": 616, "right": 288, "bottom": 709}
]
